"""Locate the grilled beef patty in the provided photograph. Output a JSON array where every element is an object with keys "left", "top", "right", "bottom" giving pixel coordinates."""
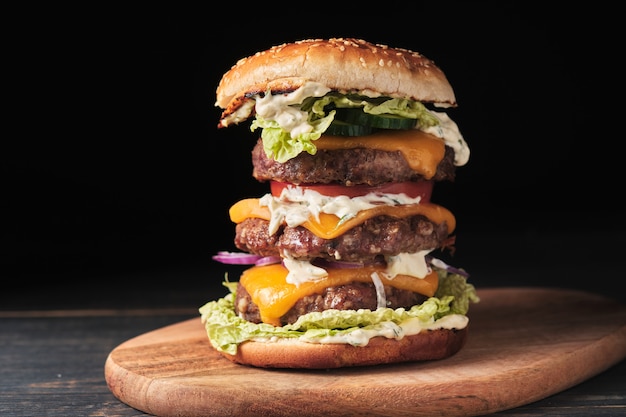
[
  {"left": 251, "top": 138, "right": 456, "bottom": 185},
  {"left": 235, "top": 281, "right": 428, "bottom": 325},
  {"left": 235, "top": 215, "right": 450, "bottom": 262}
]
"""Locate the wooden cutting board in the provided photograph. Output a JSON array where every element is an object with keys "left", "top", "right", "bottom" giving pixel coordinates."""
[{"left": 105, "top": 287, "right": 626, "bottom": 417}]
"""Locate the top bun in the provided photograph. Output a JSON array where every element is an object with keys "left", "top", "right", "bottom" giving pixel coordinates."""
[{"left": 216, "top": 38, "right": 457, "bottom": 119}]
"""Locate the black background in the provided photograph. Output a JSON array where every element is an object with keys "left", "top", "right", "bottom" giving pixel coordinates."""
[{"left": 3, "top": 4, "right": 624, "bottom": 307}]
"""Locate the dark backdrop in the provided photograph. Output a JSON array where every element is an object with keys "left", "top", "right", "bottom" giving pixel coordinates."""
[{"left": 3, "top": 4, "right": 624, "bottom": 307}]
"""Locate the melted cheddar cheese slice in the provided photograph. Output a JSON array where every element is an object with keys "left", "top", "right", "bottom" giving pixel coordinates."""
[
  {"left": 240, "top": 263, "right": 439, "bottom": 326},
  {"left": 229, "top": 198, "right": 456, "bottom": 238},
  {"left": 315, "top": 130, "right": 445, "bottom": 180}
]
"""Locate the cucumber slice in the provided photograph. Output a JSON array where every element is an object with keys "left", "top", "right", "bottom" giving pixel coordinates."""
[
  {"left": 325, "top": 121, "right": 372, "bottom": 136},
  {"left": 334, "top": 108, "right": 417, "bottom": 130}
]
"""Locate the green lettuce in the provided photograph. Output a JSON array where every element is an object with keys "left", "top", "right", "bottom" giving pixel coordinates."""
[
  {"left": 250, "top": 93, "right": 441, "bottom": 163},
  {"left": 252, "top": 113, "right": 334, "bottom": 164},
  {"left": 199, "top": 269, "right": 478, "bottom": 355}
]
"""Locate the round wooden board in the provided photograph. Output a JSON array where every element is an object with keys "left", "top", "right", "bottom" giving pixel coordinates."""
[{"left": 105, "top": 287, "right": 626, "bottom": 417}]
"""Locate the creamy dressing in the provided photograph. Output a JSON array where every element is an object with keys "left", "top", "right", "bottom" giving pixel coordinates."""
[
  {"left": 282, "top": 257, "right": 328, "bottom": 285},
  {"left": 256, "top": 314, "right": 468, "bottom": 346},
  {"left": 220, "top": 100, "right": 256, "bottom": 127},
  {"left": 259, "top": 186, "right": 423, "bottom": 236},
  {"left": 255, "top": 82, "right": 331, "bottom": 138},
  {"left": 423, "top": 111, "right": 470, "bottom": 166},
  {"left": 385, "top": 250, "right": 433, "bottom": 280}
]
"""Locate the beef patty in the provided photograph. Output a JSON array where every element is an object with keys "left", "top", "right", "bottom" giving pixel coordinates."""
[
  {"left": 234, "top": 215, "right": 450, "bottom": 262},
  {"left": 251, "top": 138, "right": 456, "bottom": 186},
  {"left": 235, "top": 281, "right": 428, "bottom": 325}
]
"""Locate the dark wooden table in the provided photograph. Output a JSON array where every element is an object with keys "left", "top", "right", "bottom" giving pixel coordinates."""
[
  {"left": 2, "top": 304, "right": 625, "bottom": 417},
  {"left": 3, "top": 226, "right": 626, "bottom": 416}
]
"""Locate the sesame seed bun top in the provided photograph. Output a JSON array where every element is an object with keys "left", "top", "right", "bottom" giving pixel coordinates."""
[{"left": 215, "top": 38, "right": 457, "bottom": 124}]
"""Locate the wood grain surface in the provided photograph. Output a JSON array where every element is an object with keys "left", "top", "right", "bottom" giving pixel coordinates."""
[{"left": 104, "top": 287, "right": 626, "bottom": 417}]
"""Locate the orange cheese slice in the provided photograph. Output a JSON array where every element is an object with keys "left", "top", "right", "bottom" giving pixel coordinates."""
[
  {"left": 240, "top": 263, "right": 439, "bottom": 326},
  {"left": 229, "top": 198, "right": 456, "bottom": 237},
  {"left": 315, "top": 130, "right": 445, "bottom": 180}
]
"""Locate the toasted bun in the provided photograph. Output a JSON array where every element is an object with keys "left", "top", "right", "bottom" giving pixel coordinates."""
[
  {"left": 216, "top": 38, "right": 457, "bottom": 119},
  {"left": 216, "top": 327, "right": 467, "bottom": 369}
]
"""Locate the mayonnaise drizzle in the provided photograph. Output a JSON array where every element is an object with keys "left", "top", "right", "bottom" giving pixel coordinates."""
[
  {"left": 282, "top": 257, "right": 328, "bottom": 286},
  {"left": 422, "top": 111, "right": 470, "bottom": 166},
  {"left": 256, "top": 314, "right": 469, "bottom": 346},
  {"left": 259, "top": 186, "right": 423, "bottom": 236},
  {"left": 385, "top": 250, "right": 433, "bottom": 280},
  {"left": 255, "top": 82, "right": 331, "bottom": 138}
]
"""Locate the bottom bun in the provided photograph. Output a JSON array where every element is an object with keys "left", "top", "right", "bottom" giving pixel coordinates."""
[{"left": 216, "top": 327, "right": 468, "bottom": 369}]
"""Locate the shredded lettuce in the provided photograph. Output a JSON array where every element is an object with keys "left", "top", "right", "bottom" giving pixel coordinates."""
[
  {"left": 435, "top": 269, "right": 480, "bottom": 315},
  {"left": 250, "top": 93, "right": 441, "bottom": 163},
  {"left": 199, "top": 270, "right": 478, "bottom": 355}
]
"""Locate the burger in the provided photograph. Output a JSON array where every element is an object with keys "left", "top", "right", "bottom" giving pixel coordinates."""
[{"left": 200, "top": 38, "right": 479, "bottom": 369}]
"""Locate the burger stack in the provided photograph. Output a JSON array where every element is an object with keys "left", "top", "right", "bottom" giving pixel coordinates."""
[{"left": 200, "top": 38, "right": 479, "bottom": 369}]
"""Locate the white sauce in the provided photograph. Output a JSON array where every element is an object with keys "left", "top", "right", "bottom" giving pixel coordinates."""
[
  {"left": 259, "top": 186, "right": 423, "bottom": 236},
  {"left": 282, "top": 257, "right": 328, "bottom": 286},
  {"left": 255, "top": 82, "right": 331, "bottom": 138},
  {"left": 315, "top": 314, "right": 468, "bottom": 346},
  {"left": 220, "top": 100, "right": 255, "bottom": 127},
  {"left": 256, "top": 314, "right": 469, "bottom": 346},
  {"left": 422, "top": 111, "right": 470, "bottom": 166},
  {"left": 385, "top": 250, "right": 433, "bottom": 280}
]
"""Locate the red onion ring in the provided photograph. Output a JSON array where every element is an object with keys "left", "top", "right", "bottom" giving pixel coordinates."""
[
  {"left": 426, "top": 256, "right": 470, "bottom": 277},
  {"left": 254, "top": 256, "right": 282, "bottom": 266},
  {"left": 212, "top": 251, "right": 282, "bottom": 266},
  {"left": 212, "top": 251, "right": 470, "bottom": 277},
  {"left": 212, "top": 251, "right": 261, "bottom": 265}
]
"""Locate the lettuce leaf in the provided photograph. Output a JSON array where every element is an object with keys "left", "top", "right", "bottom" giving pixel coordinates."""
[{"left": 252, "top": 112, "right": 334, "bottom": 163}]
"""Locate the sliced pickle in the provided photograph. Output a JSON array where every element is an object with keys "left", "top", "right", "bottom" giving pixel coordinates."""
[{"left": 325, "top": 121, "right": 373, "bottom": 136}]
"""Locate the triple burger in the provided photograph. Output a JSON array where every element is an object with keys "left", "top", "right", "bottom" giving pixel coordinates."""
[{"left": 200, "top": 38, "right": 478, "bottom": 369}]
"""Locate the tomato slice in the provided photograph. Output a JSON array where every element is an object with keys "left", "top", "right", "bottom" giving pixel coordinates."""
[{"left": 270, "top": 180, "right": 433, "bottom": 201}]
